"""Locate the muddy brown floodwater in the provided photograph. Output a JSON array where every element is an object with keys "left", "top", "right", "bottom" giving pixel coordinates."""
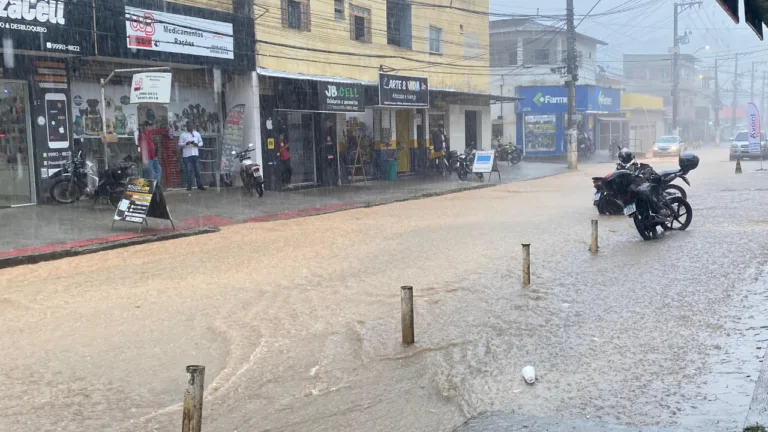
[{"left": 1, "top": 147, "right": 767, "bottom": 432}]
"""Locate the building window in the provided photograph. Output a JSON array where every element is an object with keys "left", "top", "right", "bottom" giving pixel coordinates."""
[
  {"left": 509, "top": 48, "right": 517, "bottom": 65},
  {"left": 282, "top": 0, "right": 310, "bottom": 31},
  {"left": 429, "top": 26, "right": 442, "bottom": 54},
  {"left": 349, "top": 4, "right": 371, "bottom": 42},
  {"left": 334, "top": 0, "right": 344, "bottom": 20},
  {"left": 534, "top": 49, "right": 550, "bottom": 65},
  {"left": 387, "top": 0, "right": 411, "bottom": 49}
]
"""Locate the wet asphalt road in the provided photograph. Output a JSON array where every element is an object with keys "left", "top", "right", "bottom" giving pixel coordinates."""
[{"left": 1, "top": 147, "right": 767, "bottom": 432}]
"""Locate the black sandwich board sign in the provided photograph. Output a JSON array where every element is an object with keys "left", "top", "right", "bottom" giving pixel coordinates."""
[{"left": 112, "top": 178, "right": 174, "bottom": 231}]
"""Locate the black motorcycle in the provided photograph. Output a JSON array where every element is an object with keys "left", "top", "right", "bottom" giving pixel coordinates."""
[
  {"left": 578, "top": 132, "right": 594, "bottom": 159},
  {"left": 601, "top": 153, "right": 698, "bottom": 240},
  {"left": 456, "top": 146, "right": 485, "bottom": 181},
  {"left": 49, "top": 149, "right": 134, "bottom": 208},
  {"left": 619, "top": 159, "right": 690, "bottom": 200}
]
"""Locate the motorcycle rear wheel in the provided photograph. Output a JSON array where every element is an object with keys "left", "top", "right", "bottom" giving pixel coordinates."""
[
  {"left": 661, "top": 196, "right": 692, "bottom": 231},
  {"left": 598, "top": 197, "right": 623, "bottom": 215},
  {"left": 255, "top": 183, "right": 264, "bottom": 198},
  {"left": 510, "top": 153, "right": 522, "bottom": 165},
  {"left": 109, "top": 186, "right": 125, "bottom": 208},
  {"left": 50, "top": 178, "right": 81, "bottom": 204},
  {"left": 663, "top": 184, "right": 687, "bottom": 200}
]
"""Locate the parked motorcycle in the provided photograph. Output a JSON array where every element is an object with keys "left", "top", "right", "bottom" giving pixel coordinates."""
[
  {"left": 577, "top": 132, "right": 594, "bottom": 159},
  {"left": 232, "top": 143, "right": 264, "bottom": 197},
  {"left": 494, "top": 142, "right": 523, "bottom": 166},
  {"left": 456, "top": 146, "right": 485, "bottom": 181},
  {"left": 600, "top": 152, "right": 699, "bottom": 240},
  {"left": 49, "top": 149, "right": 133, "bottom": 208}
]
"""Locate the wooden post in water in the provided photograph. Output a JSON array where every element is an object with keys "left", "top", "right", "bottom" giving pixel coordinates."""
[
  {"left": 590, "top": 219, "right": 599, "bottom": 253},
  {"left": 522, "top": 244, "right": 531, "bottom": 285},
  {"left": 401, "top": 286, "right": 414, "bottom": 345},
  {"left": 182, "top": 365, "right": 205, "bottom": 432}
]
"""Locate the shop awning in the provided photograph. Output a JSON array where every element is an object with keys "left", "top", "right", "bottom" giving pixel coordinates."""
[
  {"left": 597, "top": 116, "right": 628, "bottom": 122},
  {"left": 257, "top": 68, "right": 376, "bottom": 85}
]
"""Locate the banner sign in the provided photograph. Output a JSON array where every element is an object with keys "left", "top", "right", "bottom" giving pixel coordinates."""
[
  {"left": 318, "top": 81, "right": 364, "bottom": 112},
  {"left": 378, "top": 73, "right": 429, "bottom": 107},
  {"left": 114, "top": 178, "right": 173, "bottom": 227},
  {"left": 125, "top": 6, "right": 234, "bottom": 59},
  {"left": 472, "top": 150, "right": 495, "bottom": 173},
  {"left": 130, "top": 72, "right": 172, "bottom": 104},
  {"left": 747, "top": 102, "right": 761, "bottom": 154},
  {"left": 220, "top": 104, "right": 246, "bottom": 172},
  {"left": 0, "top": 0, "right": 93, "bottom": 55}
]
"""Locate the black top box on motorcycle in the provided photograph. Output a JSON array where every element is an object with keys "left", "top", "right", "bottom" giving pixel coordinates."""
[{"left": 679, "top": 153, "right": 699, "bottom": 173}]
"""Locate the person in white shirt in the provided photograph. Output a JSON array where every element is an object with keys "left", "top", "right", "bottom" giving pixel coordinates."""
[{"left": 178, "top": 121, "right": 205, "bottom": 191}]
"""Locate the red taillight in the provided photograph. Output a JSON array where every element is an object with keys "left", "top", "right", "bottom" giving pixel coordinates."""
[{"left": 254, "top": 167, "right": 260, "bottom": 172}]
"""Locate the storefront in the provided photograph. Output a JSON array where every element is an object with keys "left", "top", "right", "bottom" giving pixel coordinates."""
[
  {"left": 376, "top": 73, "right": 429, "bottom": 175},
  {"left": 515, "top": 85, "right": 621, "bottom": 156},
  {"left": 258, "top": 70, "right": 371, "bottom": 190},
  {"left": 78, "top": 0, "right": 255, "bottom": 190},
  {"left": 0, "top": 0, "right": 94, "bottom": 206},
  {"left": 620, "top": 92, "right": 665, "bottom": 155}
]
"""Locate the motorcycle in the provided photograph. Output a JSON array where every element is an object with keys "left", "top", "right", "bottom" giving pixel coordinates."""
[
  {"left": 578, "top": 133, "right": 594, "bottom": 159},
  {"left": 601, "top": 153, "right": 699, "bottom": 240},
  {"left": 618, "top": 158, "right": 690, "bottom": 200},
  {"left": 232, "top": 143, "right": 264, "bottom": 197},
  {"left": 49, "top": 149, "right": 133, "bottom": 208},
  {"left": 456, "top": 146, "right": 485, "bottom": 181},
  {"left": 494, "top": 142, "right": 523, "bottom": 166}
]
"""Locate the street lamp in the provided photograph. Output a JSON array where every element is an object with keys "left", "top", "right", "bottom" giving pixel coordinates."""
[{"left": 692, "top": 45, "right": 710, "bottom": 57}]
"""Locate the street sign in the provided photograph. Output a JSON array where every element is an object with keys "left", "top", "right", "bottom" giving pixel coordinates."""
[
  {"left": 472, "top": 150, "right": 495, "bottom": 173},
  {"left": 747, "top": 102, "right": 761, "bottom": 153},
  {"left": 130, "top": 72, "right": 172, "bottom": 104},
  {"left": 113, "top": 178, "right": 174, "bottom": 230}
]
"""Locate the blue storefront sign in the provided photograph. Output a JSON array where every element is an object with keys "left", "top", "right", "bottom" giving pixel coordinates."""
[{"left": 516, "top": 85, "right": 621, "bottom": 155}]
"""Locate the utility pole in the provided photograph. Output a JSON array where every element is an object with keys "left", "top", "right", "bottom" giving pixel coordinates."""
[
  {"left": 731, "top": 54, "right": 739, "bottom": 138},
  {"left": 672, "top": 1, "right": 701, "bottom": 135},
  {"left": 714, "top": 58, "right": 720, "bottom": 145},
  {"left": 566, "top": 0, "right": 578, "bottom": 169}
]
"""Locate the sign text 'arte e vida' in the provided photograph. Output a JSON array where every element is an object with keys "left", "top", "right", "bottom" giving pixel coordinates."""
[{"left": 378, "top": 73, "right": 429, "bottom": 107}]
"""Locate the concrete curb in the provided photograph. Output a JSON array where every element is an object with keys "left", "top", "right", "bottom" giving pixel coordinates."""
[{"left": 0, "top": 227, "right": 220, "bottom": 270}]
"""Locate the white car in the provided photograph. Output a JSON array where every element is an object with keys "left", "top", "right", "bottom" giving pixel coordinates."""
[
  {"left": 652, "top": 136, "right": 685, "bottom": 157},
  {"left": 730, "top": 131, "right": 767, "bottom": 161}
]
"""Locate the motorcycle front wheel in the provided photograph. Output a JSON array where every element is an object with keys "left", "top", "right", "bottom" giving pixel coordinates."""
[
  {"left": 50, "top": 178, "right": 81, "bottom": 204},
  {"left": 510, "top": 153, "right": 522, "bottom": 165},
  {"left": 632, "top": 206, "right": 658, "bottom": 241},
  {"left": 663, "top": 184, "right": 687, "bottom": 200},
  {"left": 457, "top": 166, "right": 468, "bottom": 181}
]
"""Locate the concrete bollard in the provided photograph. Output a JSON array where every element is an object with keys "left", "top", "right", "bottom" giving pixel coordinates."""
[
  {"left": 590, "top": 219, "right": 599, "bottom": 253},
  {"left": 182, "top": 365, "right": 205, "bottom": 432},
  {"left": 401, "top": 286, "right": 414, "bottom": 345},
  {"left": 522, "top": 243, "right": 531, "bottom": 285}
]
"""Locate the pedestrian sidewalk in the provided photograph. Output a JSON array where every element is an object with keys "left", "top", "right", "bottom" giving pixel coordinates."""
[{"left": 1, "top": 162, "right": 568, "bottom": 255}]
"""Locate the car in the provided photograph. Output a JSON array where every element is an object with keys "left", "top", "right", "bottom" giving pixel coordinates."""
[
  {"left": 652, "top": 136, "right": 685, "bottom": 157},
  {"left": 729, "top": 130, "right": 768, "bottom": 161}
]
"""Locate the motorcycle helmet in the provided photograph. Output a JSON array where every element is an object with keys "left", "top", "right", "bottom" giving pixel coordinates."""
[{"left": 618, "top": 147, "right": 634, "bottom": 165}]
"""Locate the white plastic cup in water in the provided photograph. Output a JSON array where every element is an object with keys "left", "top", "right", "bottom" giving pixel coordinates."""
[{"left": 522, "top": 366, "right": 536, "bottom": 384}]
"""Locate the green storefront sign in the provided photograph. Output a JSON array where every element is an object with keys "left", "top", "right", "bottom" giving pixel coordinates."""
[{"left": 318, "top": 81, "right": 364, "bottom": 113}]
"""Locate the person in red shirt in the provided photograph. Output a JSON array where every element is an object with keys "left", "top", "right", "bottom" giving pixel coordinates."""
[
  {"left": 136, "top": 120, "right": 170, "bottom": 186},
  {"left": 277, "top": 134, "right": 292, "bottom": 186}
]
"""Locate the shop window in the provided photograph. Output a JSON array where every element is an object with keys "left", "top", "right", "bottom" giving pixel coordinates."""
[
  {"left": 429, "top": 26, "right": 442, "bottom": 54},
  {"left": 387, "top": 0, "right": 411, "bottom": 49},
  {"left": 334, "top": 0, "right": 344, "bottom": 20},
  {"left": 524, "top": 114, "right": 556, "bottom": 151},
  {"left": 534, "top": 49, "right": 550, "bottom": 65},
  {"left": 282, "top": 0, "right": 310, "bottom": 31},
  {"left": 350, "top": 4, "right": 371, "bottom": 43}
]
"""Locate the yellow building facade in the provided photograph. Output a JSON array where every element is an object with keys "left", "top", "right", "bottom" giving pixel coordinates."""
[{"left": 252, "top": 0, "right": 494, "bottom": 184}]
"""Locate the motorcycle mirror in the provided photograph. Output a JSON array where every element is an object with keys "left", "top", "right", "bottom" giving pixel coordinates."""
[
  {"left": 248, "top": 143, "right": 254, "bottom": 147},
  {"left": 231, "top": 150, "right": 237, "bottom": 155}
]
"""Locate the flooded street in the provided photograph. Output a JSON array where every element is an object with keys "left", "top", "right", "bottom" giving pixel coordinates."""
[{"left": 2, "top": 147, "right": 768, "bottom": 432}]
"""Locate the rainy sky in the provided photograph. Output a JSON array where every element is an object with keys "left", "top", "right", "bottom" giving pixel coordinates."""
[{"left": 490, "top": 0, "right": 767, "bottom": 102}]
